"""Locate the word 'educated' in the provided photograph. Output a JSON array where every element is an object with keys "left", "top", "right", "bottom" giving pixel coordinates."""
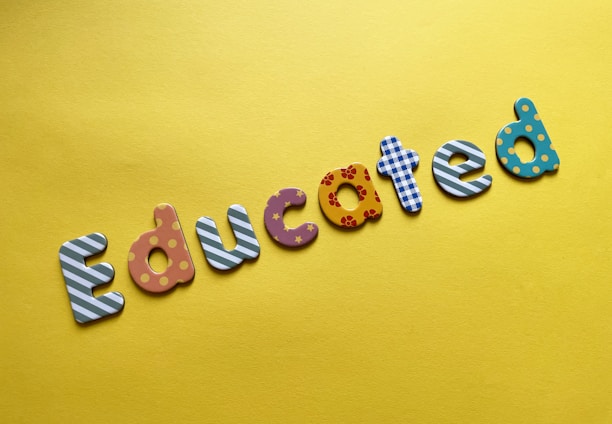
[{"left": 58, "top": 97, "right": 560, "bottom": 324}]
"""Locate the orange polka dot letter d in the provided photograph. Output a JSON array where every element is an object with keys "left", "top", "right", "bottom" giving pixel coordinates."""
[
  {"left": 496, "top": 98, "right": 560, "bottom": 179},
  {"left": 128, "top": 203, "right": 195, "bottom": 293},
  {"left": 318, "top": 163, "right": 382, "bottom": 228}
]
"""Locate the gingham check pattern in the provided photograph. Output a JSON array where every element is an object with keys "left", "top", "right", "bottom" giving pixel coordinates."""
[{"left": 376, "top": 136, "right": 423, "bottom": 212}]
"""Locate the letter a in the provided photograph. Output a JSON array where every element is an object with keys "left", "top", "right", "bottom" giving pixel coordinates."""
[{"left": 318, "top": 163, "right": 382, "bottom": 228}]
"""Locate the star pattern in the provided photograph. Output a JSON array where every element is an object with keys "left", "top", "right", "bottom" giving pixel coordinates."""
[{"left": 264, "top": 187, "right": 318, "bottom": 248}]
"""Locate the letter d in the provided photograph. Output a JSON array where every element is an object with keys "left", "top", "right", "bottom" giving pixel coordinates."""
[
  {"left": 128, "top": 204, "right": 195, "bottom": 293},
  {"left": 496, "top": 97, "right": 560, "bottom": 178}
]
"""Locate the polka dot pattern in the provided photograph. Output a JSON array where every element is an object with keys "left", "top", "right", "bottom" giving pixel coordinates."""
[
  {"left": 495, "top": 98, "right": 560, "bottom": 178},
  {"left": 128, "top": 203, "right": 195, "bottom": 293}
]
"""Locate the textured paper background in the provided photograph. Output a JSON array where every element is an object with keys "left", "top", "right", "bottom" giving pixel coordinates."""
[{"left": 1, "top": 1, "right": 611, "bottom": 422}]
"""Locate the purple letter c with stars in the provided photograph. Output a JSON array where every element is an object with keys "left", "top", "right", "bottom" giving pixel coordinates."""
[{"left": 264, "top": 188, "right": 319, "bottom": 248}]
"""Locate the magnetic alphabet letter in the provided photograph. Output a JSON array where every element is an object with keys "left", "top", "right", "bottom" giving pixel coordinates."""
[
  {"left": 318, "top": 163, "right": 382, "bottom": 228},
  {"left": 128, "top": 203, "right": 195, "bottom": 293},
  {"left": 59, "top": 232, "right": 124, "bottom": 323},
  {"left": 377, "top": 136, "right": 423, "bottom": 212},
  {"left": 196, "top": 204, "right": 260, "bottom": 270},
  {"left": 496, "top": 97, "right": 560, "bottom": 178},
  {"left": 432, "top": 140, "right": 492, "bottom": 197},
  {"left": 264, "top": 188, "right": 318, "bottom": 247}
]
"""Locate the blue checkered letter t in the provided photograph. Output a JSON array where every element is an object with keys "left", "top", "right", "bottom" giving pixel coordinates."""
[{"left": 376, "top": 136, "right": 423, "bottom": 212}]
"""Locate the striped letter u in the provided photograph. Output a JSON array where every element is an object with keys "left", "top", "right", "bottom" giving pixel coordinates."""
[{"left": 196, "top": 205, "right": 260, "bottom": 271}]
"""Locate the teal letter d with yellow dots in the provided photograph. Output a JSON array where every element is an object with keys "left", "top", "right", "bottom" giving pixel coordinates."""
[{"left": 496, "top": 98, "right": 559, "bottom": 178}]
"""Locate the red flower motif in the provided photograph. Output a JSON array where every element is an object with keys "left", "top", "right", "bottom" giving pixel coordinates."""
[
  {"left": 356, "top": 185, "right": 367, "bottom": 201},
  {"left": 341, "top": 215, "right": 357, "bottom": 227},
  {"left": 321, "top": 173, "right": 334, "bottom": 186},
  {"left": 374, "top": 191, "right": 381, "bottom": 203},
  {"left": 364, "top": 209, "right": 379, "bottom": 219},
  {"left": 341, "top": 165, "right": 357, "bottom": 180},
  {"left": 328, "top": 192, "right": 341, "bottom": 207},
  {"left": 364, "top": 168, "right": 371, "bottom": 181}
]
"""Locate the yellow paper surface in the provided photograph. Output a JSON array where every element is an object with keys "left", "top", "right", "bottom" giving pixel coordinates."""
[{"left": 1, "top": 1, "right": 611, "bottom": 422}]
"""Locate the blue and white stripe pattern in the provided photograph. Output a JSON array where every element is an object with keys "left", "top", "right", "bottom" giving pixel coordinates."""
[
  {"left": 196, "top": 205, "right": 260, "bottom": 271},
  {"left": 58, "top": 233, "right": 124, "bottom": 324},
  {"left": 376, "top": 136, "right": 423, "bottom": 212},
  {"left": 432, "top": 140, "right": 492, "bottom": 197}
]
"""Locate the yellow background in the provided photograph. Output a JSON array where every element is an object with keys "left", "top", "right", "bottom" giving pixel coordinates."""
[{"left": 1, "top": 1, "right": 611, "bottom": 422}]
